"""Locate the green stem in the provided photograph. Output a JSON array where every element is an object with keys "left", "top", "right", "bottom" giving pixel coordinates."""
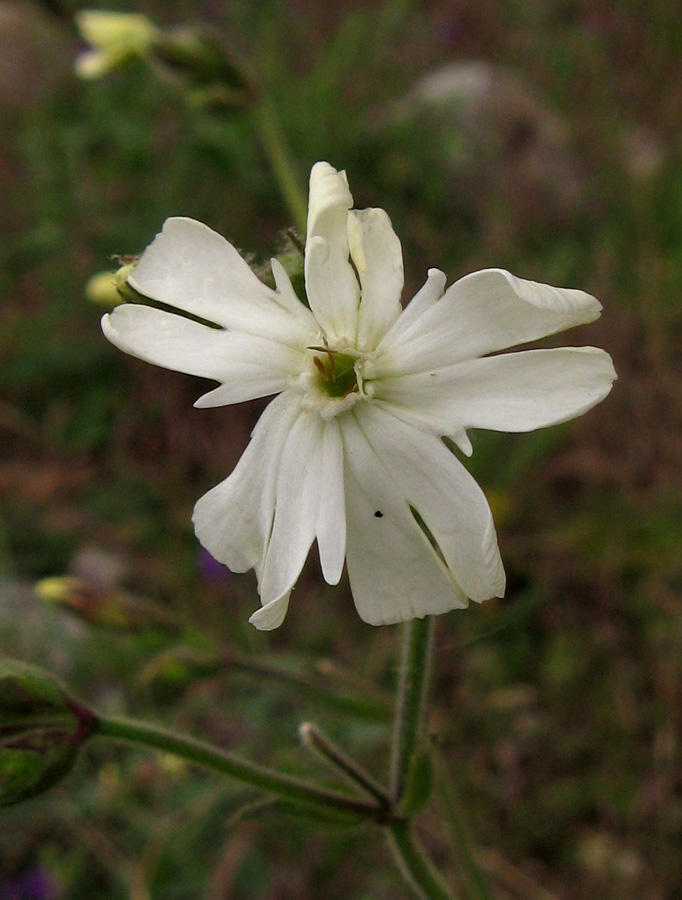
[
  {"left": 95, "top": 714, "right": 382, "bottom": 825},
  {"left": 222, "top": 652, "right": 391, "bottom": 722},
  {"left": 300, "top": 721, "right": 390, "bottom": 807},
  {"left": 390, "top": 616, "right": 434, "bottom": 809},
  {"left": 387, "top": 820, "right": 458, "bottom": 900},
  {"left": 251, "top": 99, "right": 307, "bottom": 233},
  {"left": 433, "top": 749, "right": 494, "bottom": 900}
]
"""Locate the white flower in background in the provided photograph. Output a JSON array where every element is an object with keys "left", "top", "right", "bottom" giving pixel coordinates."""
[
  {"left": 75, "top": 11, "right": 158, "bottom": 79},
  {"left": 103, "top": 162, "right": 616, "bottom": 630}
]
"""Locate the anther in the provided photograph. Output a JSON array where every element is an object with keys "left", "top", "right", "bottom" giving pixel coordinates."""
[{"left": 313, "top": 356, "right": 330, "bottom": 382}]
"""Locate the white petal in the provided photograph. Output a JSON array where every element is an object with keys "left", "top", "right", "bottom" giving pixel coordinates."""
[
  {"left": 128, "top": 217, "right": 313, "bottom": 345},
  {"left": 192, "top": 375, "right": 289, "bottom": 408},
  {"left": 269, "top": 258, "right": 316, "bottom": 329},
  {"left": 356, "top": 404, "right": 504, "bottom": 601},
  {"left": 305, "top": 236, "right": 360, "bottom": 342},
  {"left": 340, "top": 407, "right": 504, "bottom": 626},
  {"left": 306, "top": 162, "right": 353, "bottom": 246},
  {"left": 348, "top": 208, "right": 404, "bottom": 350},
  {"left": 192, "top": 392, "right": 301, "bottom": 574},
  {"left": 304, "top": 163, "right": 359, "bottom": 341},
  {"left": 386, "top": 268, "right": 447, "bottom": 337},
  {"left": 377, "top": 347, "right": 617, "bottom": 435},
  {"left": 377, "top": 268, "right": 603, "bottom": 376},
  {"left": 342, "top": 423, "right": 465, "bottom": 625},
  {"left": 103, "top": 304, "right": 303, "bottom": 405},
  {"left": 315, "top": 419, "right": 346, "bottom": 585},
  {"left": 258, "top": 411, "right": 327, "bottom": 604},
  {"left": 249, "top": 593, "right": 291, "bottom": 631}
]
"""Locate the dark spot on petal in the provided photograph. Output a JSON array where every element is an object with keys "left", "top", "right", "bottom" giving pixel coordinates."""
[{"left": 374, "top": 510, "right": 383, "bottom": 518}]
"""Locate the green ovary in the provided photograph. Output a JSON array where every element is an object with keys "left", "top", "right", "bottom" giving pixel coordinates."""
[{"left": 314, "top": 352, "right": 359, "bottom": 398}]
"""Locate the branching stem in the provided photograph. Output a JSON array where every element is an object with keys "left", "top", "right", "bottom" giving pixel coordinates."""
[{"left": 95, "top": 714, "right": 384, "bottom": 825}]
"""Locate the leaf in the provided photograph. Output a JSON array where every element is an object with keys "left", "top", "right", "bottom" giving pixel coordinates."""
[{"left": 266, "top": 797, "right": 366, "bottom": 832}]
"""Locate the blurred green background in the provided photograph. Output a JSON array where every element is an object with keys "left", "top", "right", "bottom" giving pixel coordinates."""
[{"left": 1, "top": 0, "right": 681, "bottom": 898}]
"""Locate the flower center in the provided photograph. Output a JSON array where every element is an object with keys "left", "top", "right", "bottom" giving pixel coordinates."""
[
  {"left": 311, "top": 346, "right": 359, "bottom": 399},
  {"left": 293, "top": 337, "right": 374, "bottom": 420}
]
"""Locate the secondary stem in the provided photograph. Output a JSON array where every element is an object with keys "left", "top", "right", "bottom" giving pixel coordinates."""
[
  {"left": 433, "top": 748, "right": 494, "bottom": 900},
  {"left": 251, "top": 98, "right": 307, "bottom": 233},
  {"left": 300, "top": 721, "right": 390, "bottom": 807},
  {"left": 96, "top": 714, "right": 383, "bottom": 824},
  {"left": 387, "top": 820, "right": 458, "bottom": 900},
  {"left": 221, "top": 651, "right": 391, "bottom": 721},
  {"left": 390, "top": 616, "right": 434, "bottom": 809}
]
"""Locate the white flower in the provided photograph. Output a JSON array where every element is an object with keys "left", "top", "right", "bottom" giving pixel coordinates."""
[
  {"left": 103, "top": 162, "right": 616, "bottom": 630},
  {"left": 75, "top": 12, "right": 158, "bottom": 79}
]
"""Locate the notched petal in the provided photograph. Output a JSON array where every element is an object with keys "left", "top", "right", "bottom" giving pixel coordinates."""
[
  {"left": 380, "top": 267, "right": 605, "bottom": 374},
  {"left": 127, "top": 217, "right": 312, "bottom": 345},
  {"left": 348, "top": 208, "right": 404, "bottom": 349},
  {"left": 307, "top": 163, "right": 353, "bottom": 245},
  {"left": 249, "top": 593, "right": 291, "bottom": 631}
]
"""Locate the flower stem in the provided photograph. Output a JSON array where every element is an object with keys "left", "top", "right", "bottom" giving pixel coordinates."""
[
  {"left": 390, "top": 616, "right": 434, "bottom": 809},
  {"left": 300, "top": 721, "right": 390, "bottom": 807},
  {"left": 95, "top": 714, "right": 383, "bottom": 824},
  {"left": 386, "top": 819, "right": 458, "bottom": 900},
  {"left": 251, "top": 98, "right": 307, "bottom": 233}
]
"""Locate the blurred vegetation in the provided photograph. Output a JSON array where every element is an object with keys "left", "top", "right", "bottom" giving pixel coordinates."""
[{"left": 1, "top": 0, "right": 681, "bottom": 898}]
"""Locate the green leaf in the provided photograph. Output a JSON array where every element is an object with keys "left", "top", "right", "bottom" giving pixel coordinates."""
[{"left": 270, "top": 796, "right": 366, "bottom": 831}]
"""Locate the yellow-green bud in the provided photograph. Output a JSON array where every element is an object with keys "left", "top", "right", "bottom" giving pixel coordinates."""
[
  {"left": 84, "top": 262, "right": 138, "bottom": 307},
  {"left": 35, "top": 577, "right": 179, "bottom": 634},
  {"left": 75, "top": 11, "right": 159, "bottom": 79},
  {"left": 84, "top": 271, "right": 121, "bottom": 307}
]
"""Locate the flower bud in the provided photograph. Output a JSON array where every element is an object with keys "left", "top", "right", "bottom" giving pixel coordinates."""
[
  {"left": 85, "top": 262, "right": 139, "bottom": 307},
  {"left": 84, "top": 271, "right": 121, "bottom": 308},
  {"left": 0, "top": 659, "right": 96, "bottom": 806},
  {"left": 75, "top": 11, "right": 159, "bottom": 79},
  {"left": 35, "top": 577, "right": 179, "bottom": 634}
]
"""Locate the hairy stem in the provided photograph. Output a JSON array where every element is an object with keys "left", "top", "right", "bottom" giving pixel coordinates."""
[
  {"left": 387, "top": 819, "right": 458, "bottom": 900},
  {"left": 433, "top": 747, "right": 495, "bottom": 900},
  {"left": 300, "top": 721, "right": 390, "bottom": 807},
  {"left": 95, "top": 714, "right": 383, "bottom": 824},
  {"left": 251, "top": 99, "right": 307, "bottom": 233},
  {"left": 390, "top": 616, "right": 434, "bottom": 809}
]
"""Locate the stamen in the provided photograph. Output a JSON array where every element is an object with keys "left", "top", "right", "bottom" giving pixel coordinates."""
[
  {"left": 308, "top": 336, "right": 340, "bottom": 384},
  {"left": 304, "top": 338, "right": 367, "bottom": 409},
  {"left": 313, "top": 356, "right": 330, "bottom": 382}
]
